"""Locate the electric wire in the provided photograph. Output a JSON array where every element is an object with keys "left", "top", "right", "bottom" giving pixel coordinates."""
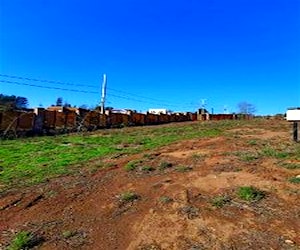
[
  {"left": 0, "top": 73, "right": 188, "bottom": 106},
  {"left": 0, "top": 73, "right": 97, "bottom": 88},
  {"left": 0, "top": 80, "right": 98, "bottom": 94},
  {"left": 0, "top": 74, "right": 198, "bottom": 109}
]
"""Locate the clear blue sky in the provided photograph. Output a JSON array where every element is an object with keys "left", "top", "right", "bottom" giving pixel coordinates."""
[{"left": 0, "top": 0, "right": 299, "bottom": 115}]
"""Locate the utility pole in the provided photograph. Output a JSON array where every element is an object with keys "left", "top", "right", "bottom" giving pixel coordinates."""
[{"left": 100, "top": 74, "right": 107, "bottom": 114}]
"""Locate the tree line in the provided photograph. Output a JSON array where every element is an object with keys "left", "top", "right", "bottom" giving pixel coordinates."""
[{"left": 0, "top": 94, "right": 29, "bottom": 111}]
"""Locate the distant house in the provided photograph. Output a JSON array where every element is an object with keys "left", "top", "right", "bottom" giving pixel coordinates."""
[
  {"left": 107, "top": 109, "right": 133, "bottom": 115},
  {"left": 148, "top": 109, "right": 169, "bottom": 115},
  {"left": 46, "top": 106, "right": 79, "bottom": 114}
]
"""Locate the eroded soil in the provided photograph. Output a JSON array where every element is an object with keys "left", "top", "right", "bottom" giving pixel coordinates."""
[{"left": 1, "top": 120, "right": 299, "bottom": 249}]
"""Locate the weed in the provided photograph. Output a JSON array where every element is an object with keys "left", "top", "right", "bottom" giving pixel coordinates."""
[
  {"left": 248, "top": 139, "right": 258, "bottom": 146},
  {"left": 280, "top": 162, "right": 300, "bottom": 170},
  {"left": 8, "top": 231, "right": 43, "bottom": 250},
  {"left": 175, "top": 165, "right": 192, "bottom": 172},
  {"left": 191, "top": 153, "right": 204, "bottom": 161},
  {"left": 235, "top": 151, "right": 259, "bottom": 162},
  {"left": 261, "top": 147, "right": 289, "bottom": 159},
  {"left": 211, "top": 195, "right": 231, "bottom": 208},
  {"left": 118, "top": 191, "right": 139, "bottom": 202},
  {"left": 237, "top": 186, "right": 265, "bottom": 202},
  {"left": 159, "top": 196, "right": 173, "bottom": 203},
  {"left": 158, "top": 161, "right": 173, "bottom": 170},
  {"left": 288, "top": 176, "right": 300, "bottom": 184},
  {"left": 179, "top": 205, "right": 199, "bottom": 219},
  {"left": 124, "top": 160, "right": 140, "bottom": 171},
  {"left": 141, "top": 166, "right": 155, "bottom": 172},
  {"left": 62, "top": 230, "right": 77, "bottom": 239},
  {"left": 142, "top": 153, "right": 155, "bottom": 160}
]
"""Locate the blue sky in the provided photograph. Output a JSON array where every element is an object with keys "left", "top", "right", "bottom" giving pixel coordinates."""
[{"left": 0, "top": 0, "right": 299, "bottom": 114}]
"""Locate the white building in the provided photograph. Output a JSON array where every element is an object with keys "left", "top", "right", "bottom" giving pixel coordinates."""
[{"left": 148, "top": 109, "right": 168, "bottom": 115}]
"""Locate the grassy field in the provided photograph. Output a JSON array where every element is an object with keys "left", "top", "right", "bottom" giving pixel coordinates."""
[
  {"left": 1, "top": 119, "right": 300, "bottom": 193},
  {"left": 0, "top": 120, "right": 238, "bottom": 191}
]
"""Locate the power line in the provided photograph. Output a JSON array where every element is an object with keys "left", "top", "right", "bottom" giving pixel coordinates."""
[
  {"left": 0, "top": 74, "right": 98, "bottom": 88},
  {"left": 0, "top": 80, "right": 98, "bottom": 94},
  {"left": 107, "top": 93, "right": 196, "bottom": 109},
  {"left": 0, "top": 73, "right": 188, "bottom": 105},
  {"left": 107, "top": 87, "right": 180, "bottom": 104},
  {"left": 0, "top": 73, "right": 198, "bottom": 109}
]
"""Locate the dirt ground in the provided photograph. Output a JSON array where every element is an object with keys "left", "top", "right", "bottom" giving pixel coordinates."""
[{"left": 0, "top": 120, "right": 299, "bottom": 250}]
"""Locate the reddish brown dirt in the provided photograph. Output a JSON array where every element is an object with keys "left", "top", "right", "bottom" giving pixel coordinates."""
[{"left": 1, "top": 120, "right": 300, "bottom": 249}]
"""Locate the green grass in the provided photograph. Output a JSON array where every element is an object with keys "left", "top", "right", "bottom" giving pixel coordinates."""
[
  {"left": 279, "top": 162, "right": 300, "bottom": 170},
  {"left": 124, "top": 160, "right": 140, "bottom": 171},
  {"left": 175, "top": 165, "right": 193, "bottom": 172},
  {"left": 288, "top": 177, "right": 300, "bottom": 184},
  {"left": 237, "top": 186, "right": 265, "bottom": 202},
  {"left": 141, "top": 166, "right": 155, "bottom": 172},
  {"left": 159, "top": 196, "right": 173, "bottom": 203},
  {"left": 261, "top": 147, "right": 290, "bottom": 159},
  {"left": 8, "top": 231, "right": 34, "bottom": 250},
  {"left": 0, "top": 120, "right": 243, "bottom": 191},
  {"left": 235, "top": 151, "right": 260, "bottom": 162}
]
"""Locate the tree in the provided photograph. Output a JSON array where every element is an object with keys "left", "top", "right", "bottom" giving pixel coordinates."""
[
  {"left": 237, "top": 102, "right": 256, "bottom": 115},
  {"left": 63, "top": 101, "right": 71, "bottom": 108},
  {"left": 15, "top": 96, "right": 29, "bottom": 109},
  {"left": 105, "top": 106, "right": 114, "bottom": 111},
  {"left": 0, "top": 94, "right": 28, "bottom": 110},
  {"left": 56, "top": 97, "right": 63, "bottom": 106}
]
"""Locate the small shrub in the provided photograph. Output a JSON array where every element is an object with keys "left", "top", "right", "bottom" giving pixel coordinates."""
[
  {"left": 175, "top": 165, "right": 192, "bottom": 172},
  {"left": 289, "top": 177, "right": 300, "bottom": 184},
  {"left": 119, "top": 191, "right": 139, "bottom": 203},
  {"left": 158, "top": 161, "right": 173, "bottom": 170},
  {"left": 237, "top": 186, "right": 265, "bottom": 202},
  {"left": 211, "top": 195, "right": 231, "bottom": 208}
]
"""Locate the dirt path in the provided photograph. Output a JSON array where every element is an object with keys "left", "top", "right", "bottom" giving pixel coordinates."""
[{"left": 1, "top": 120, "right": 299, "bottom": 249}]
